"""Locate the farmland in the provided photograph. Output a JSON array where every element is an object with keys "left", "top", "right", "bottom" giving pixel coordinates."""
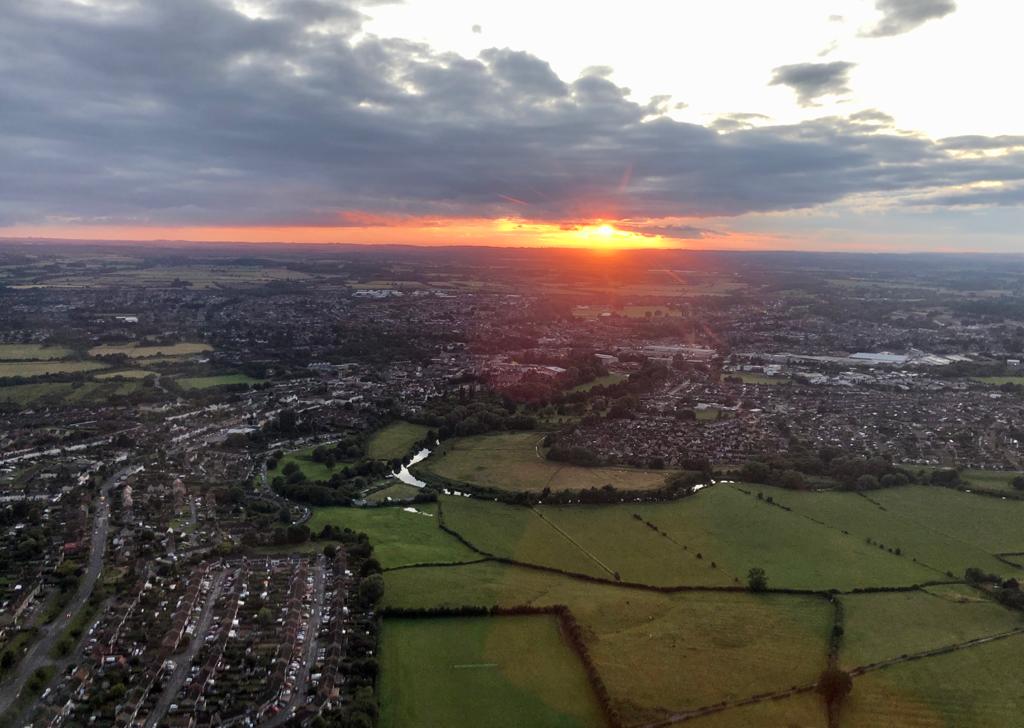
[
  {"left": 569, "top": 373, "right": 627, "bottom": 393},
  {"left": 383, "top": 561, "right": 833, "bottom": 724},
  {"left": 176, "top": 373, "right": 263, "bottom": 390},
  {"left": 440, "top": 488, "right": 937, "bottom": 590},
  {"left": 87, "top": 342, "right": 212, "bottom": 358},
  {"left": 0, "top": 344, "right": 74, "bottom": 360},
  {"left": 375, "top": 483, "right": 1024, "bottom": 724},
  {"left": 379, "top": 615, "right": 605, "bottom": 728},
  {"left": 367, "top": 421, "right": 431, "bottom": 460},
  {"left": 0, "top": 360, "right": 108, "bottom": 378},
  {"left": 420, "top": 432, "right": 671, "bottom": 493},
  {"left": 307, "top": 504, "right": 478, "bottom": 568},
  {"left": 0, "top": 381, "right": 143, "bottom": 408}
]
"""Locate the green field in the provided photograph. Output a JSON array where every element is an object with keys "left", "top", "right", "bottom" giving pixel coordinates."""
[
  {"left": 840, "top": 587, "right": 1023, "bottom": 669},
  {"left": 308, "top": 504, "right": 477, "bottom": 568},
  {"left": 972, "top": 375, "right": 1024, "bottom": 386},
  {"left": 177, "top": 373, "right": 263, "bottom": 390},
  {"left": 731, "top": 372, "right": 790, "bottom": 385},
  {"left": 269, "top": 444, "right": 350, "bottom": 483},
  {"left": 440, "top": 488, "right": 937, "bottom": 590},
  {"left": 93, "top": 369, "right": 156, "bottom": 380},
  {"left": 912, "top": 466, "right": 1024, "bottom": 493},
  {"left": 871, "top": 486, "right": 1024, "bottom": 554},
  {"left": 0, "top": 360, "right": 108, "bottom": 378},
  {"left": 763, "top": 485, "right": 1014, "bottom": 579},
  {"left": 422, "top": 432, "right": 671, "bottom": 493},
  {"left": 88, "top": 342, "right": 212, "bottom": 358},
  {"left": 572, "top": 305, "right": 681, "bottom": 319},
  {"left": 379, "top": 616, "right": 605, "bottom": 728},
  {"left": 840, "top": 633, "right": 1024, "bottom": 727},
  {"left": 568, "top": 373, "right": 627, "bottom": 393},
  {"left": 364, "top": 482, "right": 422, "bottom": 503},
  {"left": 0, "top": 380, "right": 140, "bottom": 406},
  {"left": 0, "top": 344, "right": 74, "bottom": 360},
  {"left": 384, "top": 561, "right": 832, "bottom": 724},
  {"left": 368, "top": 422, "right": 431, "bottom": 460}
]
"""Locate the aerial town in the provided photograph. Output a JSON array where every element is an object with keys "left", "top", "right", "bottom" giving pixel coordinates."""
[{"left": 1, "top": 243, "right": 1023, "bottom": 727}]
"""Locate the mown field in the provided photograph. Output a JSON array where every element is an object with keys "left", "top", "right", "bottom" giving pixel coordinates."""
[
  {"left": 420, "top": 432, "right": 672, "bottom": 493},
  {"left": 0, "top": 344, "right": 74, "bottom": 360},
  {"left": 88, "top": 342, "right": 212, "bottom": 358},
  {"left": 0, "top": 380, "right": 142, "bottom": 407},
  {"left": 379, "top": 615, "right": 605, "bottom": 728},
  {"left": 268, "top": 445, "right": 350, "bottom": 483},
  {"left": 384, "top": 561, "right": 833, "bottom": 724},
  {"left": 176, "top": 373, "right": 263, "bottom": 390},
  {"left": 308, "top": 504, "right": 477, "bottom": 568},
  {"left": 359, "top": 481, "right": 1024, "bottom": 726},
  {"left": 0, "top": 360, "right": 108, "bottom": 377},
  {"left": 840, "top": 634, "right": 1024, "bottom": 727},
  {"left": 568, "top": 373, "right": 627, "bottom": 393},
  {"left": 441, "top": 487, "right": 937, "bottom": 590},
  {"left": 93, "top": 369, "right": 155, "bottom": 380},
  {"left": 368, "top": 421, "right": 431, "bottom": 460}
]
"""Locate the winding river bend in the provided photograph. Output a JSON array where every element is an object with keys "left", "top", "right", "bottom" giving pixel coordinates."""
[{"left": 391, "top": 446, "right": 432, "bottom": 487}]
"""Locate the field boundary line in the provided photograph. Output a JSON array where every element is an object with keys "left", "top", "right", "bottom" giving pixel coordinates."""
[{"left": 529, "top": 507, "right": 619, "bottom": 579}]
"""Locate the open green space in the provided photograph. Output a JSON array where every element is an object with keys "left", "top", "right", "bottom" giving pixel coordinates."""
[
  {"left": 379, "top": 615, "right": 605, "bottom": 728},
  {"left": 364, "top": 482, "right": 422, "bottom": 503},
  {"left": 840, "top": 588, "right": 1023, "bottom": 669},
  {"left": 0, "top": 344, "right": 74, "bottom": 360},
  {"left": 368, "top": 421, "right": 431, "bottom": 460},
  {"left": 871, "top": 486, "right": 1024, "bottom": 554},
  {"left": 308, "top": 504, "right": 477, "bottom": 568},
  {"left": 176, "top": 373, "right": 264, "bottom": 390},
  {"left": 572, "top": 305, "right": 681, "bottom": 319},
  {"left": 840, "top": 633, "right": 1024, "bottom": 728},
  {"left": 762, "top": 485, "right": 1015, "bottom": 579},
  {"left": 568, "top": 373, "right": 627, "bottom": 393},
  {"left": 684, "top": 693, "right": 826, "bottom": 728},
  {"left": 269, "top": 444, "right": 351, "bottom": 483},
  {"left": 383, "top": 560, "right": 833, "bottom": 724},
  {"left": 731, "top": 372, "right": 790, "bottom": 385},
  {"left": 441, "top": 487, "right": 936, "bottom": 590},
  {"left": 0, "top": 380, "right": 141, "bottom": 407},
  {"left": 421, "top": 432, "right": 671, "bottom": 493},
  {"left": 0, "top": 360, "right": 108, "bottom": 378},
  {"left": 913, "top": 466, "right": 1023, "bottom": 493},
  {"left": 88, "top": 342, "right": 212, "bottom": 358},
  {"left": 93, "top": 369, "right": 156, "bottom": 380},
  {"left": 972, "top": 375, "right": 1024, "bottom": 386}
]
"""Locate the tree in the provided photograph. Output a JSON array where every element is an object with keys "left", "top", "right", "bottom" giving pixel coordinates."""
[
  {"left": 1013, "top": 475, "right": 1024, "bottom": 491},
  {"left": 1, "top": 651, "right": 14, "bottom": 670},
  {"left": 817, "top": 666, "right": 853, "bottom": 712},
  {"left": 747, "top": 567, "right": 768, "bottom": 592},
  {"left": 358, "top": 574, "right": 385, "bottom": 606}
]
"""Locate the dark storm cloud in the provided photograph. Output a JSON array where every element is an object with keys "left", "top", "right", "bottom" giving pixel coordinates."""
[
  {"left": 1, "top": 0, "right": 1022, "bottom": 231},
  {"left": 863, "top": 0, "right": 956, "bottom": 38},
  {"left": 770, "top": 61, "right": 856, "bottom": 106}
]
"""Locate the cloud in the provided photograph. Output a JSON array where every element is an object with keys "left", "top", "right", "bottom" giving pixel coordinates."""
[
  {"left": 770, "top": 61, "right": 856, "bottom": 106},
  {"left": 616, "top": 223, "right": 721, "bottom": 240},
  {"left": 472, "top": 24, "right": 482, "bottom": 34},
  {"left": 0, "top": 0, "right": 1022, "bottom": 234},
  {"left": 939, "top": 136, "right": 1024, "bottom": 151},
  {"left": 910, "top": 184, "right": 1024, "bottom": 207},
  {"left": 863, "top": 0, "right": 956, "bottom": 38}
]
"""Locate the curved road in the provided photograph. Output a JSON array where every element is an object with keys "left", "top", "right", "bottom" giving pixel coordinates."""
[{"left": 0, "top": 466, "right": 126, "bottom": 717}]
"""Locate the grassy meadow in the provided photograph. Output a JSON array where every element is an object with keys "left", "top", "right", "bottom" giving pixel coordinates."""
[
  {"left": 176, "top": 373, "right": 263, "bottom": 390},
  {"left": 379, "top": 615, "right": 605, "bottom": 728},
  {"left": 421, "top": 432, "right": 671, "bottom": 492},
  {"left": 368, "top": 421, "right": 431, "bottom": 460}
]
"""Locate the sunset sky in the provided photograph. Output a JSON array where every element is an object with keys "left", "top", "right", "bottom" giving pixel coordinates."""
[{"left": 2, "top": 0, "right": 1023, "bottom": 251}]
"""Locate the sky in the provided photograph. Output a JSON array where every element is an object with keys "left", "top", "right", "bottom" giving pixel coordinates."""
[{"left": 2, "top": 0, "right": 1023, "bottom": 252}]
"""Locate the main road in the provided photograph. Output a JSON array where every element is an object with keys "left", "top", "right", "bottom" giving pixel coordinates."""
[{"left": 0, "top": 465, "right": 128, "bottom": 717}]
